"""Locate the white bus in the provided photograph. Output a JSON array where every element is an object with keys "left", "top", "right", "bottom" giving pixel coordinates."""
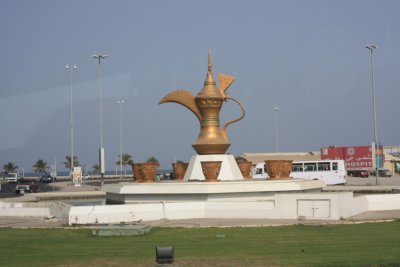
[
  {"left": 252, "top": 163, "right": 268, "bottom": 179},
  {"left": 252, "top": 160, "right": 347, "bottom": 185},
  {"left": 291, "top": 160, "right": 347, "bottom": 185}
]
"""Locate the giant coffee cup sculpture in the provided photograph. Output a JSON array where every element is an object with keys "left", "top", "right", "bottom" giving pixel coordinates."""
[
  {"left": 236, "top": 160, "right": 253, "bottom": 180},
  {"left": 159, "top": 51, "right": 245, "bottom": 181},
  {"left": 265, "top": 160, "right": 293, "bottom": 180},
  {"left": 200, "top": 161, "right": 222, "bottom": 182}
]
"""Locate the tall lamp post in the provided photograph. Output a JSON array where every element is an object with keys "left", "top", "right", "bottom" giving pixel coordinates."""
[
  {"left": 66, "top": 64, "right": 78, "bottom": 178},
  {"left": 365, "top": 44, "right": 378, "bottom": 185},
  {"left": 273, "top": 106, "right": 279, "bottom": 152},
  {"left": 117, "top": 99, "right": 125, "bottom": 178},
  {"left": 91, "top": 54, "right": 108, "bottom": 186}
]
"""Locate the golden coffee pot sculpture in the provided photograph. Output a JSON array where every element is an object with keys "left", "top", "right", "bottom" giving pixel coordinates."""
[{"left": 159, "top": 51, "right": 245, "bottom": 155}]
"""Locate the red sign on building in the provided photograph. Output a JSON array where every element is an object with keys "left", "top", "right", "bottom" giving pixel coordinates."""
[{"left": 320, "top": 146, "right": 375, "bottom": 170}]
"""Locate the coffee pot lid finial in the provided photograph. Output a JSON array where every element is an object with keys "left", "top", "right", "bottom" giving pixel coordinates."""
[{"left": 198, "top": 50, "right": 221, "bottom": 97}]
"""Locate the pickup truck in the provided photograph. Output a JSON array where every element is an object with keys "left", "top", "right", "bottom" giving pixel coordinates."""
[{"left": 15, "top": 179, "right": 39, "bottom": 194}]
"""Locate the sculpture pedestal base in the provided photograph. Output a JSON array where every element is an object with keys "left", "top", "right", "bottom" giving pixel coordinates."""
[{"left": 183, "top": 154, "right": 244, "bottom": 181}]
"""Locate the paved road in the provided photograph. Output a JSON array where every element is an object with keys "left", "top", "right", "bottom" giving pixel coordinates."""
[
  {"left": 345, "top": 174, "right": 400, "bottom": 186},
  {"left": 0, "top": 182, "right": 58, "bottom": 198},
  {"left": 0, "top": 177, "right": 133, "bottom": 199}
]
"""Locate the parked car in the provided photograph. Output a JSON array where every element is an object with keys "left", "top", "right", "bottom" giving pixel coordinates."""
[
  {"left": 347, "top": 170, "right": 369, "bottom": 178},
  {"left": 378, "top": 169, "right": 392, "bottom": 177},
  {"left": 39, "top": 173, "right": 56, "bottom": 183},
  {"left": 370, "top": 168, "right": 393, "bottom": 177},
  {"left": 15, "top": 179, "right": 39, "bottom": 194}
]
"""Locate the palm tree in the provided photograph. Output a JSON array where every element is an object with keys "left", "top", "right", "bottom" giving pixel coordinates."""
[
  {"left": 2, "top": 162, "right": 18, "bottom": 173},
  {"left": 63, "top": 156, "right": 80, "bottom": 170},
  {"left": 116, "top": 153, "right": 133, "bottom": 174},
  {"left": 92, "top": 164, "right": 100, "bottom": 175},
  {"left": 33, "top": 159, "right": 49, "bottom": 174}
]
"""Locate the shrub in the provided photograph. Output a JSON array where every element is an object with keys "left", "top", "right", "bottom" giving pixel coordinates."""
[{"left": 146, "top": 157, "right": 159, "bottom": 163}]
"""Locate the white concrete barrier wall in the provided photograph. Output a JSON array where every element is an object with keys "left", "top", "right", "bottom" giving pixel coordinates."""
[
  {"left": 351, "top": 196, "right": 369, "bottom": 215},
  {"left": 0, "top": 207, "right": 50, "bottom": 217},
  {"left": 49, "top": 203, "right": 72, "bottom": 224},
  {"left": 68, "top": 203, "right": 160, "bottom": 225},
  {"left": 3, "top": 194, "right": 400, "bottom": 225},
  {"left": 60, "top": 193, "right": 400, "bottom": 225},
  {"left": 205, "top": 201, "right": 275, "bottom": 219},
  {"left": 365, "top": 194, "right": 400, "bottom": 211},
  {"left": 67, "top": 202, "right": 206, "bottom": 225},
  {"left": 336, "top": 192, "right": 355, "bottom": 218},
  {"left": 0, "top": 202, "right": 51, "bottom": 217},
  {"left": 275, "top": 192, "right": 354, "bottom": 220},
  {"left": 164, "top": 202, "right": 205, "bottom": 220},
  {"left": 351, "top": 194, "right": 400, "bottom": 216}
]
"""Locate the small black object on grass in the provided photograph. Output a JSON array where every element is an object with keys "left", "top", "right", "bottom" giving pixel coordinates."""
[{"left": 156, "top": 245, "right": 174, "bottom": 264}]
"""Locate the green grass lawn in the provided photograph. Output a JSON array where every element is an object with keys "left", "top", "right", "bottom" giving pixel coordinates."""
[{"left": 0, "top": 221, "right": 399, "bottom": 267}]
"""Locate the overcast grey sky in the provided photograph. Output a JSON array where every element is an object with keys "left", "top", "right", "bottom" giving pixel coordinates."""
[{"left": 1, "top": 0, "right": 399, "bottom": 172}]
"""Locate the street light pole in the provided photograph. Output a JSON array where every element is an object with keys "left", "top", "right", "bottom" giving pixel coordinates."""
[
  {"left": 273, "top": 106, "right": 279, "bottom": 152},
  {"left": 366, "top": 44, "right": 378, "bottom": 185},
  {"left": 91, "top": 54, "right": 108, "bottom": 186},
  {"left": 65, "top": 64, "right": 78, "bottom": 179},
  {"left": 117, "top": 99, "right": 125, "bottom": 178}
]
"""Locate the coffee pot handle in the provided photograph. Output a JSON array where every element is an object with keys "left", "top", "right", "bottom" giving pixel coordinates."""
[{"left": 223, "top": 96, "right": 245, "bottom": 130}]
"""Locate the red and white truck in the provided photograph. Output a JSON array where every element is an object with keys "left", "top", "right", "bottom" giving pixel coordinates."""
[{"left": 320, "top": 146, "right": 384, "bottom": 177}]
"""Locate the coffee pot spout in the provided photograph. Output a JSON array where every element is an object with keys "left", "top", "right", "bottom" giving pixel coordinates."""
[{"left": 158, "top": 90, "right": 202, "bottom": 123}]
